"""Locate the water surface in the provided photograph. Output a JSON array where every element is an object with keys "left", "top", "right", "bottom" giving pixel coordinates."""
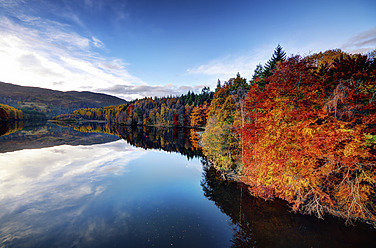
[{"left": 0, "top": 122, "right": 375, "bottom": 248}]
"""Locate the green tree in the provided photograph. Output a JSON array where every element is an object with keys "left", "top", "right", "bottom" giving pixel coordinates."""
[
  {"left": 252, "top": 64, "right": 263, "bottom": 81},
  {"left": 262, "top": 44, "right": 287, "bottom": 80}
]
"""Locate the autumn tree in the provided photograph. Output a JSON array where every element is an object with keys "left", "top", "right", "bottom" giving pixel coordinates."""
[
  {"left": 63, "top": 87, "right": 214, "bottom": 128},
  {"left": 190, "top": 103, "right": 209, "bottom": 127},
  {"left": 240, "top": 53, "right": 376, "bottom": 223},
  {"left": 202, "top": 73, "right": 249, "bottom": 172},
  {"left": 0, "top": 104, "right": 23, "bottom": 121}
]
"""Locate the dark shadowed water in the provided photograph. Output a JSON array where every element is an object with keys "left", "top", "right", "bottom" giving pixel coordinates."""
[{"left": 0, "top": 122, "right": 375, "bottom": 248}]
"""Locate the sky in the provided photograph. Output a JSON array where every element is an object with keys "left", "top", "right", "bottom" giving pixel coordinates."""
[{"left": 0, "top": 0, "right": 375, "bottom": 100}]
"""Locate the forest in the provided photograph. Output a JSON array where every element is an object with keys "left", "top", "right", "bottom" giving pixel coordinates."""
[
  {"left": 203, "top": 47, "right": 376, "bottom": 225},
  {"left": 54, "top": 87, "right": 213, "bottom": 127},
  {"left": 54, "top": 46, "right": 376, "bottom": 225}
]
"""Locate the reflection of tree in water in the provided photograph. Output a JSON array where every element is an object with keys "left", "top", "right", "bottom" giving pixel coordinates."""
[
  {"left": 117, "top": 126, "right": 203, "bottom": 159},
  {"left": 7, "top": 121, "right": 375, "bottom": 247},
  {"left": 58, "top": 122, "right": 203, "bottom": 160},
  {"left": 201, "top": 160, "right": 376, "bottom": 248},
  {"left": 0, "top": 122, "right": 9, "bottom": 136},
  {"left": 0, "top": 121, "right": 23, "bottom": 137},
  {"left": 201, "top": 161, "right": 255, "bottom": 248},
  {"left": 0, "top": 121, "right": 118, "bottom": 153}
]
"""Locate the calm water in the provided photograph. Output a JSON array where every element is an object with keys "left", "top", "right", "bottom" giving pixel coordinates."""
[{"left": 0, "top": 122, "right": 375, "bottom": 248}]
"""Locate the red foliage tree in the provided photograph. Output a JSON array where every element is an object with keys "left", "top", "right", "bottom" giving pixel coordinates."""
[{"left": 240, "top": 54, "right": 376, "bottom": 223}]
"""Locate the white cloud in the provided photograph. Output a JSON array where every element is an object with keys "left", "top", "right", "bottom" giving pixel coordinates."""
[
  {"left": 98, "top": 83, "right": 207, "bottom": 100},
  {"left": 341, "top": 27, "right": 376, "bottom": 54},
  {"left": 186, "top": 47, "right": 274, "bottom": 82},
  {"left": 187, "top": 33, "right": 376, "bottom": 85},
  {"left": 0, "top": 16, "right": 143, "bottom": 99},
  {"left": 92, "top": 36, "right": 105, "bottom": 48}
]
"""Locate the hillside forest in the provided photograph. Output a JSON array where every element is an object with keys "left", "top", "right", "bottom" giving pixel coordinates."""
[
  {"left": 3, "top": 47, "right": 376, "bottom": 225},
  {"left": 54, "top": 87, "right": 214, "bottom": 127}
]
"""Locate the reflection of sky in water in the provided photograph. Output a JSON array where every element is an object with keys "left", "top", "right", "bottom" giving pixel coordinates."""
[
  {"left": 0, "top": 140, "right": 144, "bottom": 245},
  {"left": 0, "top": 140, "right": 229, "bottom": 248},
  {"left": 0, "top": 140, "right": 141, "bottom": 205}
]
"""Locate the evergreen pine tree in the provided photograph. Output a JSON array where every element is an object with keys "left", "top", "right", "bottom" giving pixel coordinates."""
[
  {"left": 262, "top": 44, "right": 286, "bottom": 79},
  {"left": 215, "top": 79, "right": 222, "bottom": 92},
  {"left": 251, "top": 63, "right": 266, "bottom": 87},
  {"left": 252, "top": 64, "right": 263, "bottom": 81}
]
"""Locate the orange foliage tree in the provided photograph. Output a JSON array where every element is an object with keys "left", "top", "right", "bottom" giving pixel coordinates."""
[
  {"left": 190, "top": 103, "right": 209, "bottom": 127},
  {"left": 241, "top": 54, "right": 376, "bottom": 223}
]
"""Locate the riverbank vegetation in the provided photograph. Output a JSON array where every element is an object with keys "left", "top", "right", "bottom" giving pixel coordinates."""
[
  {"left": 0, "top": 104, "right": 24, "bottom": 136},
  {"left": 51, "top": 46, "right": 376, "bottom": 225},
  {"left": 204, "top": 47, "right": 376, "bottom": 225},
  {"left": 0, "top": 104, "right": 24, "bottom": 121}
]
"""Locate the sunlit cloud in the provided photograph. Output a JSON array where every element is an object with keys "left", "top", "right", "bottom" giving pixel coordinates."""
[
  {"left": 0, "top": 9, "right": 191, "bottom": 100},
  {"left": 0, "top": 11, "right": 142, "bottom": 99}
]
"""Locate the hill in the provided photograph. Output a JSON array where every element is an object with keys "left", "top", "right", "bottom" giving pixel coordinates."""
[{"left": 0, "top": 82, "right": 127, "bottom": 118}]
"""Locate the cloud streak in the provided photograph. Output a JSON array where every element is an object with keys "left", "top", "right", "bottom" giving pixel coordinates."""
[
  {"left": 0, "top": 2, "right": 143, "bottom": 99},
  {"left": 98, "top": 84, "right": 207, "bottom": 100},
  {"left": 186, "top": 47, "right": 274, "bottom": 82},
  {"left": 342, "top": 27, "right": 376, "bottom": 54}
]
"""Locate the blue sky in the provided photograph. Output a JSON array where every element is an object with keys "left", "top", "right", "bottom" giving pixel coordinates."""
[{"left": 0, "top": 0, "right": 375, "bottom": 100}]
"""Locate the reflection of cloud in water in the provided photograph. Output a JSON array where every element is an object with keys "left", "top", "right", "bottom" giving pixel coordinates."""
[
  {"left": 185, "top": 161, "right": 203, "bottom": 173},
  {"left": 0, "top": 140, "right": 144, "bottom": 245}
]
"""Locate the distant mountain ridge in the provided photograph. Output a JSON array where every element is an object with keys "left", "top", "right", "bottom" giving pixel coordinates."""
[{"left": 0, "top": 81, "right": 127, "bottom": 118}]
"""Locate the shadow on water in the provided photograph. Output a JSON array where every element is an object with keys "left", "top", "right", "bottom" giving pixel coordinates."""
[
  {"left": 201, "top": 162, "right": 376, "bottom": 248},
  {"left": 55, "top": 121, "right": 376, "bottom": 247}
]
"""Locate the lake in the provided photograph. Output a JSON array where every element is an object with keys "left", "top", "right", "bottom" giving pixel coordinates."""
[{"left": 0, "top": 122, "right": 375, "bottom": 248}]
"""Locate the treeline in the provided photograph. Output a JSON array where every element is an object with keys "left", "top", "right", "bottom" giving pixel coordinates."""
[
  {"left": 0, "top": 103, "right": 48, "bottom": 122},
  {"left": 0, "top": 104, "right": 23, "bottom": 121},
  {"left": 202, "top": 47, "right": 376, "bottom": 224},
  {"left": 55, "top": 88, "right": 214, "bottom": 127}
]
